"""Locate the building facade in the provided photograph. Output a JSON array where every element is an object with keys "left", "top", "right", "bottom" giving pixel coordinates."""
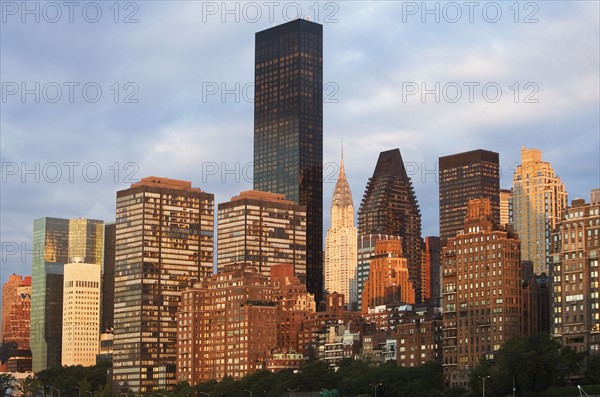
[
  {"left": 176, "top": 263, "right": 278, "bottom": 385},
  {"left": 439, "top": 149, "right": 500, "bottom": 242},
  {"left": 358, "top": 149, "right": 423, "bottom": 302},
  {"left": 31, "top": 217, "right": 103, "bottom": 372},
  {"left": 217, "top": 190, "right": 306, "bottom": 278},
  {"left": 1, "top": 275, "right": 31, "bottom": 348},
  {"left": 102, "top": 222, "right": 116, "bottom": 333},
  {"left": 253, "top": 19, "right": 323, "bottom": 303},
  {"left": 357, "top": 234, "right": 402, "bottom": 312},
  {"left": 500, "top": 188, "right": 512, "bottom": 229},
  {"left": 550, "top": 193, "right": 600, "bottom": 354},
  {"left": 423, "top": 237, "right": 442, "bottom": 306},
  {"left": 361, "top": 239, "right": 415, "bottom": 313},
  {"left": 512, "top": 147, "right": 567, "bottom": 274},
  {"left": 62, "top": 260, "right": 101, "bottom": 366},
  {"left": 442, "top": 198, "right": 522, "bottom": 388},
  {"left": 112, "top": 177, "right": 214, "bottom": 393},
  {"left": 324, "top": 156, "right": 358, "bottom": 307}
]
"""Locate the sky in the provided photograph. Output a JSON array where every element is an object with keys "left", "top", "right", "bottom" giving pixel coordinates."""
[{"left": 1, "top": 1, "right": 599, "bottom": 287}]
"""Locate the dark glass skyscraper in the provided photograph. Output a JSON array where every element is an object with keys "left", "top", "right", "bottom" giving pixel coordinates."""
[
  {"left": 253, "top": 19, "right": 323, "bottom": 303},
  {"left": 439, "top": 149, "right": 500, "bottom": 242},
  {"left": 358, "top": 149, "right": 423, "bottom": 303}
]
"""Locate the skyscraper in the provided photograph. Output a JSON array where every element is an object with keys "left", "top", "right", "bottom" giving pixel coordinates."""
[
  {"left": 31, "top": 217, "right": 103, "bottom": 372},
  {"left": 358, "top": 149, "right": 423, "bottom": 302},
  {"left": 324, "top": 155, "right": 358, "bottom": 307},
  {"left": 1, "top": 275, "right": 31, "bottom": 349},
  {"left": 253, "top": 19, "right": 323, "bottom": 303},
  {"left": 423, "top": 236, "right": 441, "bottom": 305},
  {"left": 217, "top": 190, "right": 306, "bottom": 278},
  {"left": 62, "top": 260, "right": 101, "bottom": 366},
  {"left": 439, "top": 149, "right": 500, "bottom": 242},
  {"left": 441, "top": 198, "right": 522, "bottom": 388},
  {"left": 361, "top": 239, "right": 415, "bottom": 313},
  {"left": 112, "top": 177, "right": 214, "bottom": 393},
  {"left": 500, "top": 188, "right": 512, "bottom": 228},
  {"left": 512, "top": 147, "right": 567, "bottom": 274},
  {"left": 101, "top": 222, "right": 116, "bottom": 333},
  {"left": 550, "top": 192, "right": 600, "bottom": 353}
]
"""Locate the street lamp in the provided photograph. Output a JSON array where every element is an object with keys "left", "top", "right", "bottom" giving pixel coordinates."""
[
  {"left": 369, "top": 383, "right": 382, "bottom": 397},
  {"left": 578, "top": 385, "right": 591, "bottom": 397},
  {"left": 478, "top": 376, "right": 490, "bottom": 397},
  {"left": 286, "top": 388, "right": 298, "bottom": 397},
  {"left": 71, "top": 386, "right": 81, "bottom": 397},
  {"left": 244, "top": 390, "right": 253, "bottom": 397}
]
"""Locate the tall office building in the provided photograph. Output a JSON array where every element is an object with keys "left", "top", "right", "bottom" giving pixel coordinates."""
[
  {"left": 423, "top": 237, "right": 441, "bottom": 305},
  {"left": 439, "top": 149, "right": 500, "bottom": 242},
  {"left": 176, "top": 263, "right": 277, "bottom": 385},
  {"left": 217, "top": 190, "right": 306, "bottom": 278},
  {"left": 512, "top": 147, "right": 567, "bottom": 274},
  {"left": 441, "top": 198, "right": 522, "bottom": 388},
  {"left": 500, "top": 188, "right": 512, "bottom": 228},
  {"left": 358, "top": 149, "right": 423, "bottom": 302},
  {"left": 101, "top": 222, "right": 116, "bottom": 332},
  {"left": 253, "top": 19, "right": 323, "bottom": 303},
  {"left": 361, "top": 239, "right": 415, "bottom": 313},
  {"left": 1, "top": 275, "right": 31, "bottom": 349},
  {"left": 324, "top": 156, "right": 358, "bottom": 307},
  {"left": 112, "top": 177, "right": 214, "bottom": 393},
  {"left": 62, "top": 260, "right": 101, "bottom": 366},
  {"left": 356, "top": 234, "right": 402, "bottom": 312},
  {"left": 550, "top": 192, "right": 600, "bottom": 354},
  {"left": 31, "top": 217, "right": 103, "bottom": 372}
]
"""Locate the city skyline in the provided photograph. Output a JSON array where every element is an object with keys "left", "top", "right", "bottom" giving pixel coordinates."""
[{"left": 2, "top": 2, "right": 599, "bottom": 289}]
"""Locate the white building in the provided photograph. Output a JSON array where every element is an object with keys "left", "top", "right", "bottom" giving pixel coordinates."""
[
  {"left": 62, "top": 259, "right": 101, "bottom": 366},
  {"left": 324, "top": 155, "right": 358, "bottom": 308}
]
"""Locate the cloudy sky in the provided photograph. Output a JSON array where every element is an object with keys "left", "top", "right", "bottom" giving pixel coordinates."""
[{"left": 1, "top": 1, "right": 599, "bottom": 286}]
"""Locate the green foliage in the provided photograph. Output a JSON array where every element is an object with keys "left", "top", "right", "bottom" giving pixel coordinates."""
[
  {"left": 470, "top": 333, "right": 586, "bottom": 397},
  {"left": 18, "top": 376, "right": 44, "bottom": 397},
  {"left": 0, "top": 373, "right": 16, "bottom": 397},
  {"left": 186, "top": 359, "right": 444, "bottom": 397},
  {"left": 585, "top": 354, "right": 600, "bottom": 384},
  {"left": 33, "top": 361, "right": 112, "bottom": 397}
]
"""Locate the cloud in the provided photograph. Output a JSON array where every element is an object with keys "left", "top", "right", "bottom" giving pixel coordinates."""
[{"left": 1, "top": 1, "right": 598, "bottom": 285}]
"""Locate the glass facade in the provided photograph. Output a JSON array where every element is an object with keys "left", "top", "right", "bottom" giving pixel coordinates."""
[
  {"left": 439, "top": 149, "right": 500, "bottom": 242},
  {"left": 253, "top": 19, "right": 323, "bottom": 302},
  {"left": 358, "top": 149, "right": 423, "bottom": 303},
  {"left": 112, "top": 177, "right": 214, "bottom": 393},
  {"left": 217, "top": 191, "right": 306, "bottom": 279},
  {"left": 31, "top": 217, "right": 104, "bottom": 372}
]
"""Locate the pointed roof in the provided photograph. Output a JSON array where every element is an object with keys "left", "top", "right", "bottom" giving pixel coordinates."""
[
  {"left": 372, "top": 149, "right": 408, "bottom": 180},
  {"left": 332, "top": 154, "right": 354, "bottom": 209}
]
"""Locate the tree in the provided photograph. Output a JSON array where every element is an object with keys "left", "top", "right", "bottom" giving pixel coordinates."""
[
  {"left": 0, "top": 373, "right": 16, "bottom": 397},
  {"left": 17, "top": 376, "right": 44, "bottom": 397},
  {"left": 585, "top": 353, "right": 600, "bottom": 384}
]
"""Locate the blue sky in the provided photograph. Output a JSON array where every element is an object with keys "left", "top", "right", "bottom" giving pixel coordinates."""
[{"left": 1, "top": 1, "right": 599, "bottom": 286}]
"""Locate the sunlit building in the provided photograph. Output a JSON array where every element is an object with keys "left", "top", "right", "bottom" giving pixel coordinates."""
[
  {"left": 442, "top": 198, "right": 522, "bottom": 388},
  {"left": 62, "top": 259, "right": 101, "bottom": 366},
  {"left": 550, "top": 192, "right": 600, "bottom": 354},
  {"left": 512, "top": 147, "right": 567, "bottom": 274},
  {"left": 324, "top": 155, "right": 358, "bottom": 308},
  {"left": 217, "top": 190, "right": 306, "bottom": 279},
  {"left": 112, "top": 177, "right": 214, "bottom": 393}
]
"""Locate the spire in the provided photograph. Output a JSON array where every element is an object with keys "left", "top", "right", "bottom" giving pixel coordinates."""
[{"left": 332, "top": 149, "right": 353, "bottom": 209}]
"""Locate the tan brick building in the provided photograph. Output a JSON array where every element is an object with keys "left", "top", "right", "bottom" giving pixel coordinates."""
[{"left": 442, "top": 198, "right": 522, "bottom": 388}]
